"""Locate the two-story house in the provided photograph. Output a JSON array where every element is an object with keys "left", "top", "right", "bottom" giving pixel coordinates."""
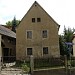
[{"left": 16, "top": 1, "right": 60, "bottom": 61}]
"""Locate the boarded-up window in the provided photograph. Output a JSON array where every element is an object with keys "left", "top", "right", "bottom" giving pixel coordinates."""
[
  {"left": 27, "top": 48, "right": 32, "bottom": 55},
  {"left": 27, "top": 31, "right": 32, "bottom": 39},
  {"left": 42, "top": 30, "right": 47, "bottom": 38}
]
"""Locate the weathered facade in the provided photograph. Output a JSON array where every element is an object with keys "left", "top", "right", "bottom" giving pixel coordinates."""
[
  {"left": 16, "top": 1, "right": 60, "bottom": 60},
  {"left": 0, "top": 25, "right": 16, "bottom": 62},
  {"left": 73, "top": 33, "right": 75, "bottom": 57}
]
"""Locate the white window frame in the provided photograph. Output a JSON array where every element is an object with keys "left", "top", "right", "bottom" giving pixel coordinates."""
[
  {"left": 42, "top": 47, "right": 49, "bottom": 56},
  {"left": 26, "top": 30, "right": 33, "bottom": 39},
  {"left": 26, "top": 47, "right": 33, "bottom": 56},
  {"left": 37, "top": 18, "right": 41, "bottom": 22},
  {"left": 32, "top": 18, "right": 35, "bottom": 22},
  {"left": 42, "top": 30, "right": 48, "bottom": 39}
]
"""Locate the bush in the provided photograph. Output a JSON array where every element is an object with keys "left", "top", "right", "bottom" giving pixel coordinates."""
[
  {"left": 21, "top": 63, "right": 30, "bottom": 73},
  {"left": 71, "top": 60, "right": 75, "bottom": 67}
]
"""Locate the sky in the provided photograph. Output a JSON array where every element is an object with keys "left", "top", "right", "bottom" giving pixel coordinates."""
[{"left": 0, "top": 0, "right": 75, "bottom": 34}]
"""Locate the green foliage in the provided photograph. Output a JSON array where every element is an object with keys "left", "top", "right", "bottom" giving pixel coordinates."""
[
  {"left": 12, "top": 17, "right": 17, "bottom": 32},
  {"left": 59, "top": 26, "right": 75, "bottom": 56},
  {"left": 64, "top": 26, "right": 74, "bottom": 42},
  {"left": 6, "top": 18, "right": 20, "bottom": 26},
  {"left": 71, "top": 60, "right": 75, "bottom": 67},
  {"left": 14, "top": 60, "right": 30, "bottom": 68},
  {"left": 14, "top": 61, "right": 30, "bottom": 72},
  {"left": 21, "top": 63, "right": 30, "bottom": 72},
  {"left": 59, "top": 35, "right": 65, "bottom": 55},
  {"left": 6, "top": 21, "right": 12, "bottom": 26},
  {"left": 12, "top": 17, "right": 17, "bottom": 26},
  {"left": 34, "top": 58, "right": 64, "bottom": 69}
]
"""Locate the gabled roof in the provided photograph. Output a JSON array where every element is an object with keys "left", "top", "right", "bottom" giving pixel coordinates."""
[
  {"left": 2, "top": 25, "right": 12, "bottom": 30},
  {"left": 34, "top": 1, "right": 60, "bottom": 27},
  {"left": 0, "top": 25, "right": 16, "bottom": 38},
  {"left": 18, "top": 1, "right": 60, "bottom": 29}
]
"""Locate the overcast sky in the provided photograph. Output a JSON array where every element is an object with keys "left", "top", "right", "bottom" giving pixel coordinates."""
[{"left": 0, "top": 0, "right": 75, "bottom": 34}]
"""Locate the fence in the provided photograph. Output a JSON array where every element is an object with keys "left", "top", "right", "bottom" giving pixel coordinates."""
[
  {"left": 1, "top": 56, "right": 75, "bottom": 75},
  {"left": 34, "top": 56, "right": 65, "bottom": 69},
  {"left": 2, "top": 56, "right": 16, "bottom": 63}
]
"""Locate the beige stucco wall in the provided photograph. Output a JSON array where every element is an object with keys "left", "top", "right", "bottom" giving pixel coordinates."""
[
  {"left": 0, "top": 35, "right": 2, "bottom": 57},
  {"left": 16, "top": 2, "right": 60, "bottom": 60},
  {"left": 73, "top": 38, "right": 75, "bottom": 57}
]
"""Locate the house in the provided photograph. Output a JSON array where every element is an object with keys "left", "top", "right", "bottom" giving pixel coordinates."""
[
  {"left": 72, "top": 32, "right": 75, "bottom": 57},
  {"left": 0, "top": 25, "right": 16, "bottom": 62},
  {"left": 16, "top": 1, "right": 60, "bottom": 61},
  {"left": 2, "top": 25, "right": 12, "bottom": 30}
]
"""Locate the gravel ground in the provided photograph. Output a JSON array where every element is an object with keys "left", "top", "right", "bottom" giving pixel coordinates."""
[
  {"left": 0, "top": 62, "right": 30, "bottom": 75},
  {"left": 1, "top": 68, "right": 30, "bottom": 75}
]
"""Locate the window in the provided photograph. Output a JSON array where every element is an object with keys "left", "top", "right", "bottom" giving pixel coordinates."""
[
  {"left": 43, "top": 47, "right": 48, "bottom": 54},
  {"left": 27, "top": 48, "right": 32, "bottom": 55},
  {"left": 27, "top": 31, "right": 32, "bottom": 39},
  {"left": 42, "top": 30, "right": 47, "bottom": 38},
  {"left": 32, "top": 18, "right": 41, "bottom": 22},
  {"left": 37, "top": 18, "right": 41, "bottom": 22},
  {"left": 32, "top": 18, "right": 35, "bottom": 22}
]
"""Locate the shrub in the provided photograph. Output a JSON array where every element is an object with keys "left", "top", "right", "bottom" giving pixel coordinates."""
[
  {"left": 21, "top": 63, "right": 30, "bottom": 73},
  {"left": 71, "top": 60, "right": 75, "bottom": 67}
]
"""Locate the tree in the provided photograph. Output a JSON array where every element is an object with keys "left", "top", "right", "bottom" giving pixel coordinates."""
[
  {"left": 6, "top": 18, "right": 20, "bottom": 26},
  {"left": 12, "top": 17, "right": 17, "bottom": 32},
  {"left": 59, "top": 35, "right": 65, "bottom": 55},
  {"left": 6, "top": 21, "right": 12, "bottom": 26},
  {"left": 59, "top": 26, "right": 75, "bottom": 56},
  {"left": 64, "top": 26, "right": 74, "bottom": 42},
  {"left": 6, "top": 17, "right": 20, "bottom": 32}
]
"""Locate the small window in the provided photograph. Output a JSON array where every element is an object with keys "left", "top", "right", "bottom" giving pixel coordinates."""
[
  {"left": 32, "top": 18, "right": 35, "bottom": 22},
  {"left": 27, "top": 31, "right": 32, "bottom": 39},
  {"left": 42, "top": 30, "right": 47, "bottom": 38},
  {"left": 43, "top": 47, "right": 48, "bottom": 54},
  {"left": 37, "top": 18, "right": 41, "bottom": 22},
  {"left": 27, "top": 48, "right": 32, "bottom": 55}
]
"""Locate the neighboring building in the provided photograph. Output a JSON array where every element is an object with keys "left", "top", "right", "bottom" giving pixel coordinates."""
[
  {"left": 2, "top": 25, "right": 12, "bottom": 30},
  {"left": 72, "top": 32, "right": 75, "bottom": 57},
  {"left": 0, "top": 25, "right": 16, "bottom": 62},
  {"left": 16, "top": 1, "right": 60, "bottom": 61}
]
